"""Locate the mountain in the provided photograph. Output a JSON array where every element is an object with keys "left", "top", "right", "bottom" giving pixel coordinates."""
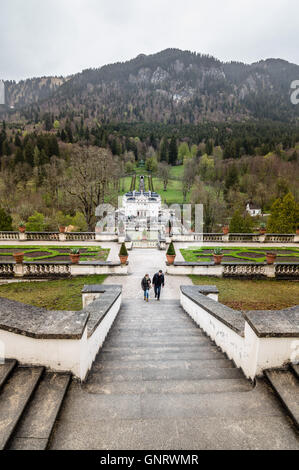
[{"left": 2, "top": 49, "right": 299, "bottom": 123}]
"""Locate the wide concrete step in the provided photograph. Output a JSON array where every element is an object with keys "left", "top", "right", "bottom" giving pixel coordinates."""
[
  {"left": 264, "top": 369, "right": 299, "bottom": 429},
  {"left": 111, "top": 327, "right": 203, "bottom": 335},
  {"left": 0, "top": 366, "right": 44, "bottom": 450},
  {"left": 101, "top": 344, "right": 221, "bottom": 354},
  {"left": 87, "top": 366, "right": 244, "bottom": 384},
  {"left": 0, "top": 360, "right": 17, "bottom": 390},
  {"left": 104, "top": 337, "right": 213, "bottom": 347},
  {"left": 8, "top": 371, "right": 71, "bottom": 450},
  {"left": 98, "top": 348, "right": 225, "bottom": 362},
  {"left": 84, "top": 377, "right": 254, "bottom": 395},
  {"left": 92, "top": 358, "right": 233, "bottom": 372}
]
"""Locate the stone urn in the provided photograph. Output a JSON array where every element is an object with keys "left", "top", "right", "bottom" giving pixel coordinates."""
[
  {"left": 70, "top": 254, "right": 80, "bottom": 264},
  {"left": 18, "top": 226, "right": 26, "bottom": 233},
  {"left": 296, "top": 229, "right": 299, "bottom": 235},
  {"left": 59, "top": 225, "right": 66, "bottom": 233},
  {"left": 166, "top": 254, "right": 176, "bottom": 265},
  {"left": 13, "top": 252, "right": 24, "bottom": 263},
  {"left": 222, "top": 226, "right": 229, "bottom": 235},
  {"left": 213, "top": 254, "right": 223, "bottom": 265},
  {"left": 260, "top": 229, "right": 267, "bottom": 235},
  {"left": 266, "top": 252, "right": 277, "bottom": 265},
  {"left": 119, "top": 255, "right": 128, "bottom": 265}
]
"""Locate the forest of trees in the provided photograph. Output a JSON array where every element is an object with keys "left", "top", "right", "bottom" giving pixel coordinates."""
[{"left": 0, "top": 114, "right": 298, "bottom": 232}]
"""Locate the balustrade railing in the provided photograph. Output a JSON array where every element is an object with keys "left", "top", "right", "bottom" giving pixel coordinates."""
[
  {"left": 23, "top": 263, "right": 71, "bottom": 277},
  {"left": 0, "top": 231, "right": 297, "bottom": 244}
]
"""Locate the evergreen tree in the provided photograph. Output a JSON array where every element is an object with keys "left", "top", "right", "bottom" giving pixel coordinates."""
[
  {"left": 0, "top": 208, "right": 12, "bottom": 231},
  {"left": 267, "top": 192, "right": 299, "bottom": 233},
  {"left": 168, "top": 136, "right": 178, "bottom": 166},
  {"left": 159, "top": 137, "right": 169, "bottom": 162}
]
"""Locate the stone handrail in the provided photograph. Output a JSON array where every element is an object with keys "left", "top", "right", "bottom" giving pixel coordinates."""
[
  {"left": 180, "top": 285, "right": 299, "bottom": 379},
  {"left": 172, "top": 232, "right": 299, "bottom": 243},
  {"left": 166, "top": 261, "right": 299, "bottom": 279},
  {"left": 0, "top": 260, "right": 128, "bottom": 278},
  {"left": 0, "top": 231, "right": 297, "bottom": 243}
]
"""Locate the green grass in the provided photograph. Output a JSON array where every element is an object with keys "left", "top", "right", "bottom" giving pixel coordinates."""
[
  {"left": 190, "top": 276, "right": 299, "bottom": 310},
  {"left": 181, "top": 247, "right": 299, "bottom": 263},
  {"left": 0, "top": 246, "right": 110, "bottom": 262},
  {"left": 119, "top": 166, "right": 192, "bottom": 203},
  {"left": 0, "top": 275, "right": 107, "bottom": 311}
]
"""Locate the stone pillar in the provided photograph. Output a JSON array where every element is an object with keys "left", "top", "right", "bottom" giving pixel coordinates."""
[
  {"left": 259, "top": 235, "right": 266, "bottom": 243},
  {"left": 265, "top": 264, "right": 275, "bottom": 278},
  {"left": 294, "top": 234, "right": 299, "bottom": 243},
  {"left": 59, "top": 233, "right": 66, "bottom": 242},
  {"left": 14, "top": 263, "right": 25, "bottom": 277},
  {"left": 222, "top": 234, "right": 229, "bottom": 243},
  {"left": 19, "top": 232, "right": 27, "bottom": 241}
]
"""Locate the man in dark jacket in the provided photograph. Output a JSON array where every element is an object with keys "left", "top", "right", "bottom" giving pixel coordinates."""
[{"left": 152, "top": 270, "right": 165, "bottom": 301}]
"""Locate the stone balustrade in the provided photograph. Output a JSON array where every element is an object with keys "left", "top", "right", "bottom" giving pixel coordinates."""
[
  {"left": 180, "top": 285, "right": 299, "bottom": 379},
  {"left": 172, "top": 232, "right": 299, "bottom": 243},
  {"left": 0, "top": 231, "right": 297, "bottom": 243},
  {"left": 0, "top": 260, "right": 128, "bottom": 278},
  {"left": 166, "top": 261, "right": 299, "bottom": 279}
]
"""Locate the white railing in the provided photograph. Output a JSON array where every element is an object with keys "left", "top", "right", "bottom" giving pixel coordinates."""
[
  {"left": 23, "top": 263, "right": 71, "bottom": 277},
  {"left": 0, "top": 263, "right": 15, "bottom": 276},
  {"left": 0, "top": 232, "right": 20, "bottom": 240},
  {"left": 0, "top": 231, "right": 297, "bottom": 244},
  {"left": 166, "top": 261, "right": 299, "bottom": 279},
  {"left": 25, "top": 232, "right": 60, "bottom": 241},
  {"left": 0, "top": 261, "right": 128, "bottom": 278}
]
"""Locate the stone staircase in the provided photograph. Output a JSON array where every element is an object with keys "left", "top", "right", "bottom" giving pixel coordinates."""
[
  {"left": 265, "top": 365, "right": 299, "bottom": 429},
  {"left": 0, "top": 360, "right": 70, "bottom": 450},
  {"left": 48, "top": 299, "right": 298, "bottom": 449},
  {"left": 1, "top": 299, "right": 298, "bottom": 450}
]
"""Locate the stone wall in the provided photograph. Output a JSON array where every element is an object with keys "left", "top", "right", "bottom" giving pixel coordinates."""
[
  {"left": 180, "top": 286, "right": 299, "bottom": 380},
  {"left": 0, "top": 285, "right": 122, "bottom": 381}
]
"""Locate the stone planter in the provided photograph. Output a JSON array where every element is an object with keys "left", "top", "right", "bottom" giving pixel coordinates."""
[
  {"left": 59, "top": 226, "right": 66, "bottom": 233},
  {"left": 222, "top": 226, "right": 229, "bottom": 235},
  {"left": 119, "top": 255, "right": 128, "bottom": 265},
  {"left": 13, "top": 253, "right": 24, "bottom": 263},
  {"left": 166, "top": 254, "right": 176, "bottom": 265},
  {"left": 260, "top": 229, "right": 267, "bottom": 235},
  {"left": 18, "top": 226, "right": 26, "bottom": 233},
  {"left": 266, "top": 252, "right": 277, "bottom": 265},
  {"left": 213, "top": 254, "right": 223, "bottom": 265},
  {"left": 296, "top": 229, "right": 299, "bottom": 235},
  {"left": 70, "top": 254, "right": 80, "bottom": 264}
]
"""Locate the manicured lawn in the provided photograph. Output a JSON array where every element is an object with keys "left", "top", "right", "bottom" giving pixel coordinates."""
[
  {"left": 181, "top": 247, "right": 299, "bottom": 263},
  {"left": 0, "top": 246, "right": 110, "bottom": 262},
  {"left": 119, "top": 166, "right": 193, "bottom": 203},
  {"left": 190, "top": 275, "right": 299, "bottom": 310},
  {"left": 0, "top": 275, "right": 107, "bottom": 311}
]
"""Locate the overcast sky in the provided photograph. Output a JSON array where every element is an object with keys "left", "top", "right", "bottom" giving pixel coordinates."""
[{"left": 1, "top": 0, "right": 299, "bottom": 81}]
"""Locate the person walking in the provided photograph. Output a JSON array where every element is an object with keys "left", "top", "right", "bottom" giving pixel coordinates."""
[
  {"left": 152, "top": 270, "right": 165, "bottom": 301},
  {"left": 141, "top": 274, "right": 151, "bottom": 302}
]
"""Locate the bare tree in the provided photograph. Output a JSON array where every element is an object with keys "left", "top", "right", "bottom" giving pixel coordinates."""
[
  {"left": 158, "top": 162, "right": 171, "bottom": 191},
  {"left": 182, "top": 159, "right": 195, "bottom": 202},
  {"left": 65, "top": 146, "right": 117, "bottom": 230}
]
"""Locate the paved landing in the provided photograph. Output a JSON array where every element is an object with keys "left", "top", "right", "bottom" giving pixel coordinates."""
[{"left": 104, "top": 248, "right": 192, "bottom": 299}]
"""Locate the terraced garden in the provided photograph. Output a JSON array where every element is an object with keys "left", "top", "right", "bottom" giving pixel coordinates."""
[
  {"left": 181, "top": 247, "right": 299, "bottom": 263},
  {"left": 0, "top": 246, "right": 110, "bottom": 263}
]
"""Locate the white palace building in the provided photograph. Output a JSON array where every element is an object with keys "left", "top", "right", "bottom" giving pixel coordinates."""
[{"left": 122, "top": 189, "right": 162, "bottom": 219}]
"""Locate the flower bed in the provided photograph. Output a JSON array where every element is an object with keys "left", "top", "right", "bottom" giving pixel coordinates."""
[{"left": 181, "top": 247, "right": 299, "bottom": 264}]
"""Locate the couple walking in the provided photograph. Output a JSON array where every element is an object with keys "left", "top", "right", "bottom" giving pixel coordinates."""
[{"left": 141, "top": 270, "right": 165, "bottom": 302}]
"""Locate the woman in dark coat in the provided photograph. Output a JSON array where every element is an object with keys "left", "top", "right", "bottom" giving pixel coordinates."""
[{"left": 141, "top": 274, "right": 151, "bottom": 302}]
